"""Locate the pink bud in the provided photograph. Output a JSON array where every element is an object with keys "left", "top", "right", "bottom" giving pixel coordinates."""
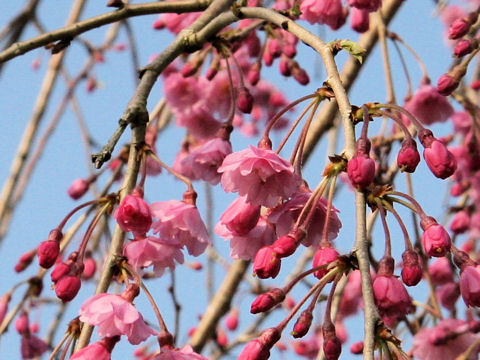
[
  {"left": 205, "top": 66, "right": 218, "bottom": 81},
  {"left": 14, "top": 250, "right": 36, "bottom": 273},
  {"left": 436, "top": 282, "right": 460, "bottom": 310},
  {"left": 237, "top": 87, "right": 254, "bottom": 114},
  {"left": 38, "top": 240, "right": 60, "bottom": 269},
  {"left": 436, "top": 73, "right": 459, "bottom": 96},
  {"left": 67, "top": 178, "right": 89, "bottom": 200},
  {"left": 238, "top": 339, "right": 270, "bottom": 360},
  {"left": 291, "top": 309, "right": 313, "bottom": 338},
  {"left": 225, "top": 308, "right": 239, "bottom": 331},
  {"left": 152, "top": 18, "right": 165, "bottom": 30},
  {"left": 272, "top": 235, "right": 298, "bottom": 258},
  {"left": 267, "top": 39, "right": 282, "bottom": 58},
  {"left": 217, "top": 328, "right": 228, "bottom": 347},
  {"left": 82, "top": 257, "right": 96, "bottom": 279},
  {"left": 15, "top": 313, "right": 29, "bottom": 335},
  {"left": 350, "top": 8, "right": 369, "bottom": 33},
  {"left": 113, "top": 188, "right": 152, "bottom": 236},
  {"left": 350, "top": 341, "right": 364, "bottom": 354},
  {"left": 322, "top": 323, "right": 342, "bottom": 360},
  {"left": 401, "top": 250, "right": 423, "bottom": 286},
  {"left": 51, "top": 262, "right": 70, "bottom": 282},
  {"left": 253, "top": 247, "right": 281, "bottom": 279},
  {"left": 181, "top": 62, "right": 197, "bottom": 77},
  {"left": 250, "top": 288, "right": 285, "bottom": 314},
  {"left": 283, "top": 44, "right": 297, "bottom": 58},
  {"left": 55, "top": 275, "right": 81, "bottom": 302},
  {"left": 347, "top": 154, "right": 376, "bottom": 188},
  {"left": 86, "top": 77, "right": 96, "bottom": 93},
  {"left": 312, "top": 246, "right": 339, "bottom": 280},
  {"left": 450, "top": 210, "right": 470, "bottom": 234},
  {"left": 460, "top": 264, "right": 480, "bottom": 307},
  {"left": 247, "top": 63, "right": 261, "bottom": 86},
  {"left": 397, "top": 139, "right": 420, "bottom": 173},
  {"left": 454, "top": 39, "right": 475, "bottom": 57},
  {"left": 279, "top": 58, "right": 291, "bottom": 76},
  {"left": 448, "top": 17, "right": 470, "bottom": 39},
  {"left": 292, "top": 67, "right": 310, "bottom": 85},
  {"left": 421, "top": 218, "right": 451, "bottom": 257},
  {"left": 429, "top": 257, "right": 454, "bottom": 285},
  {"left": 420, "top": 132, "right": 457, "bottom": 179}
]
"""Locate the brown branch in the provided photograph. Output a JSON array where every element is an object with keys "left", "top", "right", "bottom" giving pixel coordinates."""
[{"left": 0, "top": 0, "right": 212, "bottom": 64}]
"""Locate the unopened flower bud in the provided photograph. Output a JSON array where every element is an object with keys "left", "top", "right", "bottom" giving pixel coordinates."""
[
  {"left": 51, "top": 262, "right": 70, "bottom": 282},
  {"left": 181, "top": 62, "right": 198, "bottom": 78},
  {"left": 420, "top": 217, "right": 451, "bottom": 257},
  {"left": 55, "top": 275, "right": 81, "bottom": 302},
  {"left": 68, "top": 178, "right": 90, "bottom": 200},
  {"left": 225, "top": 308, "right": 239, "bottom": 331},
  {"left": 253, "top": 246, "right": 281, "bottom": 279},
  {"left": 272, "top": 233, "right": 300, "bottom": 258},
  {"left": 82, "top": 257, "right": 96, "bottom": 279},
  {"left": 351, "top": 8, "right": 369, "bottom": 33},
  {"left": 429, "top": 257, "right": 453, "bottom": 285},
  {"left": 450, "top": 210, "right": 470, "bottom": 234},
  {"left": 250, "top": 288, "right": 285, "bottom": 314},
  {"left": 292, "top": 66, "right": 310, "bottom": 85},
  {"left": 436, "top": 65, "right": 466, "bottom": 96},
  {"left": 313, "top": 246, "right": 339, "bottom": 280},
  {"left": 350, "top": 341, "right": 364, "bottom": 354},
  {"left": 15, "top": 312, "right": 29, "bottom": 335},
  {"left": 348, "top": 138, "right": 375, "bottom": 188},
  {"left": 113, "top": 187, "right": 152, "bottom": 236},
  {"left": 448, "top": 17, "right": 471, "bottom": 40},
  {"left": 397, "top": 138, "right": 420, "bottom": 173},
  {"left": 38, "top": 240, "right": 60, "bottom": 269},
  {"left": 238, "top": 339, "right": 270, "bottom": 360},
  {"left": 279, "top": 58, "right": 291, "bottom": 76},
  {"left": 454, "top": 39, "right": 476, "bottom": 57},
  {"left": 247, "top": 63, "right": 261, "bottom": 86},
  {"left": 436, "top": 282, "right": 460, "bottom": 310},
  {"left": 237, "top": 87, "right": 253, "bottom": 114},
  {"left": 460, "top": 264, "right": 480, "bottom": 307},
  {"left": 14, "top": 250, "right": 37, "bottom": 273},
  {"left": 322, "top": 323, "right": 342, "bottom": 360},
  {"left": 292, "top": 309, "right": 313, "bottom": 338},
  {"left": 420, "top": 130, "right": 457, "bottom": 179},
  {"left": 401, "top": 249, "right": 423, "bottom": 286}
]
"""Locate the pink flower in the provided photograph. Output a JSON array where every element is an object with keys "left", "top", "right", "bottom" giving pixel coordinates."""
[
  {"left": 460, "top": 264, "right": 480, "bottom": 307},
  {"left": 218, "top": 196, "right": 261, "bottom": 236},
  {"left": 412, "top": 319, "right": 478, "bottom": 360},
  {"left": 153, "top": 345, "right": 209, "bottom": 359},
  {"left": 123, "top": 236, "right": 184, "bottom": 276},
  {"left": 150, "top": 200, "right": 210, "bottom": 256},
  {"left": 181, "top": 138, "right": 232, "bottom": 185},
  {"left": 70, "top": 339, "right": 118, "bottom": 360},
  {"left": 300, "top": 0, "right": 347, "bottom": 30},
  {"left": 347, "top": 0, "right": 381, "bottom": 12},
  {"left": 114, "top": 188, "right": 152, "bottom": 236},
  {"left": 268, "top": 191, "right": 341, "bottom": 247},
  {"left": 373, "top": 275, "right": 411, "bottom": 319},
  {"left": 68, "top": 178, "right": 89, "bottom": 200},
  {"left": 405, "top": 85, "right": 454, "bottom": 125},
  {"left": 79, "top": 293, "right": 156, "bottom": 344},
  {"left": 421, "top": 218, "right": 451, "bottom": 257},
  {"left": 219, "top": 146, "right": 301, "bottom": 207},
  {"left": 215, "top": 215, "right": 275, "bottom": 260}
]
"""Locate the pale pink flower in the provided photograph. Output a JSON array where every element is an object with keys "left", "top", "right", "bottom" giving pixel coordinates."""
[
  {"left": 215, "top": 215, "right": 275, "bottom": 260},
  {"left": 218, "top": 145, "right": 301, "bottom": 207},
  {"left": 123, "top": 236, "right": 184, "bottom": 276},
  {"left": 153, "top": 345, "right": 209, "bottom": 359},
  {"left": 181, "top": 138, "right": 232, "bottom": 185},
  {"left": 79, "top": 293, "right": 156, "bottom": 345},
  {"left": 300, "top": 0, "right": 348, "bottom": 30},
  {"left": 70, "top": 340, "right": 113, "bottom": 360},
  {"left": 268, "top": 192, "right": 341, "bottom": 247},
  {"left": 405, "top": 85, "right": 454, "bottom": 125},
  {"left": 412, "top": 319, "right": 478, "bottom": 360},
  {"left": 150, "top": 200, "right": 210, "bottom": 256}
]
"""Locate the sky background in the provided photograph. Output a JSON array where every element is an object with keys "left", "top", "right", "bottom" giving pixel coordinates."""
[{"left": 0, "top": 1, "right": 467, "bottom": 359}]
